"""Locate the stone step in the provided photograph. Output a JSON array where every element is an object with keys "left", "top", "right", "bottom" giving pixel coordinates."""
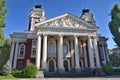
[
  {"left": 44, "top": 72, "right": 95, "bottom": 78},
  {"left": 36, "top": 71, "right": 44, "bottom": 78}
]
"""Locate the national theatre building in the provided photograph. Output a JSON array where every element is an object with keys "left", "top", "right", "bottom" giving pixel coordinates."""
[{"left": 9, "top": 5, "right": 110, "bottom": 73}]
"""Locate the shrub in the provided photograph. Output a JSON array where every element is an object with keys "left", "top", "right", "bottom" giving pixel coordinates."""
[
  {"left": 24, "top": 64, "right": 38, "bottom": 78},
  {"left": 0, "top": 60, "right": 12, "bottom": 75},
  {"left": 11, "top": 70, "right": 25, "bottom": 78},
  {"left": 102, "top": 65, "right": 113, "bottom": 75}
]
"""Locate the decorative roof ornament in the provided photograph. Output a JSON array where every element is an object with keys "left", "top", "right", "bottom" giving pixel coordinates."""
[
  {"left": 35, "top": 4, "right": 41, "bottom": 8},
  {"left": 82, "top": 9, "right": 90, "bottom": 14}
]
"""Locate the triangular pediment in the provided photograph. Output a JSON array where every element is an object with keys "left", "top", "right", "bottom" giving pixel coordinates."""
[{"left": 35, "top": 13, "right": 98, "bottom": 30}]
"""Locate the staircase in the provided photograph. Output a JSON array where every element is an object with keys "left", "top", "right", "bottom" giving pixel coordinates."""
[
  {"left": 44, "top": 68, "right": 105, "bottom": 78},
  {"left": 44, "top": 71, "right": 94, "bottom": 78}
]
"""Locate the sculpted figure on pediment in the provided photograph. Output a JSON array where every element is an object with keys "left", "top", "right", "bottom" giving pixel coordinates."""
[{"left": 40, "top": 16, "right": 88, "bottom": 29}]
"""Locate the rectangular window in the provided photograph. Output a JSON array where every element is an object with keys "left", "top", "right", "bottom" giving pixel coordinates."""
[
  {"left": 32, "top": 40, "right": 36, "bottom": 48},
  {"left": 31, "top": 40, "right": 37, "bottom": 58},
  {"left": 31, "top": 48, "right": 36, "bottom": 57}
]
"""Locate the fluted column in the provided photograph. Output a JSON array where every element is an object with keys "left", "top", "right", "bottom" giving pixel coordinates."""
[
  {"left": 93, "top": 37, "right": 101, "bottom": 68},
  {"left": 9, "top": 41, "right": 15, "bottom": 66},
  {"left": 83, "top": 41, "right": 88, "bottom": 68},
  {"left": 105, "top": 45, "right": 110, "bottom": 63},
  {"left": 88, "top": 36, "right": 95, "bottom": 68},
  {"left": 74, "top": 35, "right": 81, "bottom": 72},
  {"left": 102, "top": 45, "right": 106, "bottom": 64},
  {"left": 58, "top": 35, "right": 64, "bottom": 72},
  {"left": 70, "top": 40, "right": 75, "bottom": 68},
  {"left": 42, "top": 34, "right": 48, "bottom": 71},
  {"left": 13, "top": 42, "right": 19, "bottom": 69},
  {"left": 36, "top": 34, "right": 41, "bottom": 70}
]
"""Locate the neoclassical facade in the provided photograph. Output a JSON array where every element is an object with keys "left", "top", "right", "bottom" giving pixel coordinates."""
[{"left": 9, "top": 5, "right": 110, "bottom": 73}]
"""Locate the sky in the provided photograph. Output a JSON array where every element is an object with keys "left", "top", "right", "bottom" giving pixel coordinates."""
[{"left": 4, "top": 0, "right": 120, "bottom": 49}]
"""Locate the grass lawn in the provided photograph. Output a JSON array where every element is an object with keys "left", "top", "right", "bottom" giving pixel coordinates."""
[
  {"left": 0, "top": 74, "right": 15, "bottom": 79},
  {"left": 0, "top": 70, "right": 25, "bottom": 79}
]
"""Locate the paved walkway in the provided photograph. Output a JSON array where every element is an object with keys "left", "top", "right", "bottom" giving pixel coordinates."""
[
  {"left": 2, "top": 76, "right": 120, "bottom": 80},
  {"left": 16, "top": 77, "right": 120, "bottom": 80}
]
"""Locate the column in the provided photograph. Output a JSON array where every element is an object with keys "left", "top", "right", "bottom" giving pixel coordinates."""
[
  {"left": 105, "top": 45, "right": 110, "bottom": 63},
  {"left": 74, "top": 35, "right": 81, "bottom": 72},
  {"left": 93, "top": 37, "right": 101, "bottom": 68},
  {"left": 9, "top": 41, "right": 15, "bottom": 66},
  {"left": 42, "top": 34, "right": 48, "bottom": 71},
  {"left": 83, "top": 41, "right": 88, "bottom": 68},
  {"left": 102, "top": 45, "right": 106, "bottom": 65},
  {"left": 88, "top": 36, "right": 95, "bottom": 68},
  {"left": 58, "top": 35, "right": 64, "bottom": 72},
  {"left": 70, "top": 40, "right": 75, "bottom": 68},
  {"left": 36, "top": 34, "right": 41, "bottom": 70},
  {"left": 13, "top": 42, "right": 19, "bottom": 69}
]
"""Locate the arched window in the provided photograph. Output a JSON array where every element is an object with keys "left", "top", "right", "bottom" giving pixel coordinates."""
[
  {"left": 63, "top": 43, "right": 68, "bottom": 55},
  {"left": 18, "top": 44, "right": 25, "bottom": 58},
  {"left": 48, "top": 42, "right": 55, "bottom": 55}
]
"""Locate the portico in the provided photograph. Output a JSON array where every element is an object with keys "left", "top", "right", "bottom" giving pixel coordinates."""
[
  {"left": 9, "top": 4, "right": 109, "bottom": 74},
  {"left": 35, "top": 28, "right": 101, "bottom": 72}
]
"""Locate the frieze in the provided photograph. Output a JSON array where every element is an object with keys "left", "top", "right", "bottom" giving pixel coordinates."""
[
  {"left": 47, "top": 28, "right": 89, "bottom": 34},
  {"left": 40, "top": 16, "right": 87, "bottom": 29}
]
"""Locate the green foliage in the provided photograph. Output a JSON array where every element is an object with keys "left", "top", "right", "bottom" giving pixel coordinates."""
[
  {"left": 110, "top": 54, "right": 120, "bottom": 67},
  {"left": 24, "top": 64, "right": 38, "bottom": 78},
  {"left": 0, "top": 74, "right": 15, "bottom": 79},
  {"left": 11, "top": 70, "right": 25, "bottom": 78},
  {"left": 0, "top": 45, "right": 10, "bottom": 69},
  {"left": 109, "top": 4, "right": 120, "bottom": 47},
  {"left": 5, "top": 38, "right": 12, "bottom": 46},
  {"left": 102, "top": 65, "right": 113, "bottom": 75},
  {"left": 114, "top": 68, "right": 120, "bottom": 72},
  {"left": 0, "top": 60, "right": 12, "bottom": 75},
  {"left": 113, "top": 69, "right": 120, "bottom": 75},
  {"left": 0, "top": 28, "right": 5, "bottom": 46},
  {"left": 0, "top": 0, "right": 7, "bottom": 47},
  {"left": 0, "top": 0, "right": 7, "bottom": 28}
]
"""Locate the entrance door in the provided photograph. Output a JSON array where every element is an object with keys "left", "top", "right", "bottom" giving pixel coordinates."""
[
  {"left": 64, "top": 60, "right": 69, "bottom": 72},
  {"left": 49, "top": 60, "right": 55, "bottom": 72}
]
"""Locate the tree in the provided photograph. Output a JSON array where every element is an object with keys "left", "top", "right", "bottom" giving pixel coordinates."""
[
  {"left": 109, "top": 4, "right": 120, "bottom": 47},
  {"left": 109, "top": 54, "right": 120, "bottom": 67},
  {"left": 0, "top": 28, "right": 5, "bottom": 46},
  {"left": 0, "top": 0, "right": 7, "bottom": 46},
  {"left": 0, "top": 60, "right": 12, "bottom": 75}
]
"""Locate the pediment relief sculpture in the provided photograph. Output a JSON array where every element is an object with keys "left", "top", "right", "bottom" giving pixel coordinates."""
[{"left": 40, "top": 16, "right": 87, "bottom": 29}]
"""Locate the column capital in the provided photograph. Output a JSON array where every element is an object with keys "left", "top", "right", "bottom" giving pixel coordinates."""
[
  {"left": 93, "top": 36, "right": 98, "bottom": 38},
  {"left": 37, "top": 33, "right": 42, "bottom": 37},
  {"left": 81, "top": 37, "right": 87, "bottom": 42},
  {"left": 74, "top": 35, "right": 78, "bottom": 38},
  {"left": 58, "top": 34, "right": 64, "bottom": 37},
  {"left": 15, "top": 41, "right": 19, "bottom": 44},
  {"left": 43, "top": 34, "right": 48, "bottom": 36},
  {"left": 11, "top": 41, "right": 15, "bottom": 44}
]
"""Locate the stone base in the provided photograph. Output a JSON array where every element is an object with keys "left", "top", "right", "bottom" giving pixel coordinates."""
[
  {"left": 41, "top": 68, "right": 47, "bottom": 73},
  {"left": 89, "top": 68, "right": 106, "bottom": 76},
  {"left": 58, "top": 68, "right": 65, "bottom": 73},
  {"left": 70, "top": 67, "right": 75, "bottom": 72},
  {"left": 97, "top": 68, "right": 106, "bottom": 76},
  {"left": 36, "top": 71, "right": 44, "bottom": 78},
  {"left": 75, "top": 68, "right": 81, "bottom": 73},
  {"left": 83, "top": 67, "right": 90, "bottom": 72}
]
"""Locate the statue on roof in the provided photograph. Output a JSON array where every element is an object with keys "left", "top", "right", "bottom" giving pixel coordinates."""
[
  {"left": 35, "top": 4, "right": 41, "bottom": 8},
  {"left": 82, "top": 9, "right": 90, "bottom": 14}
]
